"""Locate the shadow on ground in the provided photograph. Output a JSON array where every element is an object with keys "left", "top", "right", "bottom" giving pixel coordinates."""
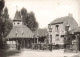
[
  {"left": 0, "top": 49, "right": 21, "bottom": 57},
  {"left": 72, "top": 55, "right": 80, "bottom": 57}
]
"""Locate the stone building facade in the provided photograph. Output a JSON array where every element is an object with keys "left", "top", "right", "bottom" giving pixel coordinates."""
[{"left": 48, "top": 14, "right": 78, "bottom": 47}]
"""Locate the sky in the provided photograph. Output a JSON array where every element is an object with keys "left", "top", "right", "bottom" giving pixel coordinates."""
[{"left": 5, "top": 0, "right": 80, "bottom": 28}]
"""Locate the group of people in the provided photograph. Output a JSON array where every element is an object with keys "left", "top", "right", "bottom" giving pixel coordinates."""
[{"left": 16, "top": 42, "right": 53, "bottom": 51}]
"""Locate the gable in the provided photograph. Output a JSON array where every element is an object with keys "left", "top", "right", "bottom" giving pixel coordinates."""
[
  {"left": 49, "top": 16, "right": 78, "bottom": 30},
  {"left": 63, "top": 16, "right": 78, "bottom": 30}
]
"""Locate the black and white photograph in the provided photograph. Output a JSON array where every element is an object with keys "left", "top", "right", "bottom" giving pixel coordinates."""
[{"left": 0, "top": 0, "right": 80, "bottom": 57}]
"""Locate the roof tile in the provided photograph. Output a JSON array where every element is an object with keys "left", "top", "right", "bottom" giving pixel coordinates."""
[{"left": 6, "top": 25, "right": 34, "bottom": 39}]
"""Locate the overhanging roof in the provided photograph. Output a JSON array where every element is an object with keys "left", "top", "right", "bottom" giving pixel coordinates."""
[{"left": 6, "top": 25, "right": 34, "bottom": 39}]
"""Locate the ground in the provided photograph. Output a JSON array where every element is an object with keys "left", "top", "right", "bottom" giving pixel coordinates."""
[
  {"left": 0, "top": 49, "right": 20, "bottom": 57},
  {"left": 6, "top": 49, "right": 78, "bottom": 57}
]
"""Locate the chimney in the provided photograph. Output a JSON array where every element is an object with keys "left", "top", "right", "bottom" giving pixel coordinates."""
[{"left": 68, "top": 13, "right": 73, "bottom": 17}]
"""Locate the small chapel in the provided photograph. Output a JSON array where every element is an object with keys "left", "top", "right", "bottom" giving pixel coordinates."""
[{"left": 6, "top": 10, "right": 34, "bottom": 50}]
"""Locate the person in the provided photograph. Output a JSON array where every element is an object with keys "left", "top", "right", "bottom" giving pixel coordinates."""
[
  {"left": 17, "top": 43, "right": 20, "bottom": 50},
  {"left": 49, "top": 43, "right": 53, "bottom": 51}
]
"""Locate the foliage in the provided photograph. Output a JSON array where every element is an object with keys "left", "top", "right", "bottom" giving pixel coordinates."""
[
  {"left": 3, "top": 7, "right": 13, "bottom": 37},
  {"left": 20, "top": 8, "right": 38, "bottom": 31},
  {"left": 0, "top": 0, "right": 5, "bottom": 14},
  {"left": 0, "top": 0, "right": 5, "bottom": 48},
  {"left": 3, "top": 7, "right": 9, "bottom": 19},
  {"left": 0, "top": 0, "right": 13, "bottom": 49},
  {"left": 0, "top": 7, "right": 13, "bottom": 48},
  {"left": 21, "top": 7, "right": 27, "bottom": 16}
]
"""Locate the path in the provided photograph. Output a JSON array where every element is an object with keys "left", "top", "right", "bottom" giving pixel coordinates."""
[{"left": 9, "top": 49, "right": 78, "bottom": 57}]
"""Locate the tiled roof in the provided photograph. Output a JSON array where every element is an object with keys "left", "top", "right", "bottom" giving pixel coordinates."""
[
  {"left": 70, "top": 27, "right": 80, "bottom": 34},
  {"left": 13, "top": 10, "right": 22, "bottom": 21},
  {"left": 50, "top": 16, "right": 68, "bottom": 24},
  {"left": 49, "top": 16, "right": 78, "bottom": 30},
  {"left": 33, "top": 28, "right": 48, "bottom": 37},
  {"left": 6, "top": 25, "right": 34, "bottom": 39}
]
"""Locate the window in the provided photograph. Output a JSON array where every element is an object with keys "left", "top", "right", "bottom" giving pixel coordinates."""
[
  {"left": 14, "top": 23, "right": 15, "bottom": 25},
  {"left": 17, "top": 22, "right": 20, "bottom": 24},
  {"left": 48, "top": 25, "right": 52, "bottom": 32},
  {"left": 22, "top": 31, "right": 24, "bottom": 36},
  {"left": 15, "top": 32, "right": 18, "bottom": 36},
  {"left": 13, "top": 41, "right": 16, "bottom": 44},
  {"left": 61, "top": 35, "right": 64, "bottom": 37},
  {"left": 56, "top": 34, "right": 59, "bottom": 36},
  {"left": 56, "top": 25, "right": 59, "bottom": 30},
  {"left": 49, "top": 28, "right": 52, "bottom": 32},
  {"left": 56, "top": 34, "right": 59, "bottom": 41}
]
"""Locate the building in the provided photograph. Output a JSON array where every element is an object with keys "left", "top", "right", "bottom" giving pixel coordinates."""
[
  {"left": 34, "top": 28, "right": 48, "bottom": 44},
  {"left": 33, "top": 28, "right": 48, "bottom": 50},
  {"left": 48, "top": 14, "right": 78, "bottom": 47},
  {"left": 6, "top": 11, "right": 34, "bottom": 50},
  {"left": 69, "top": 27, "right": 80, "bottom": 51}
]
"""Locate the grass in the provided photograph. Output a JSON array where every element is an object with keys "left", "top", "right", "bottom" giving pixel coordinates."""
[{"left": 0, "top": 49, "right": 21, "bottom": 57}]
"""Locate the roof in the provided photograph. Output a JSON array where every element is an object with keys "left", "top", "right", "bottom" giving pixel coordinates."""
[
  {"left": 13, "top": 10, "right": 22, "bottom": 21},
  {"left": 50, "top": 16, "right": 75, "bottom": 24},
  {"left": 33, "top": 28, "right": 48, "bottom": 37},
  {"left": 50, "top": 16, "right": 67, "bottom": 24},
  {"left": 70, "top": 27, "right": 80, "bottom": 34},
  {"left": 49, "top": 16, "right": 78, "bottom": 30},
  {"left": 6, "top": 25, "right": 34, "bottom": 39}
]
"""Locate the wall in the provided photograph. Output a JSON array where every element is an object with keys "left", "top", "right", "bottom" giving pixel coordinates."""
[
  {"left": 48, "top": 23, "right": 65, "bottom": 45},
  {"left": 7, "top": 41, "right": 16, "bottom": 49},
  {"left": 13, "top": 21, "right": 22, "bottom": 26}
]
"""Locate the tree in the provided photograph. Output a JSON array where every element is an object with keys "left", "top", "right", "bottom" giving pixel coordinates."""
[
  {"left": 3, "top": 7, "right": 9, "bottom": 19},
  {"left": 4, "top": 19, "right": 13, "bottom": 37},
  {"left": 3, "top": 7, "right": 13, "bottom": 37},
  {"left": 21, "top": 8, "right": 27, "bottom": 25},
  {"left": 21, "top": 8, "right": 38, "bottom": 31},
  {"left": 0, "top": 0, "right": 5, "bottom": 48},
  {"left": 27, "top": 11, "right": 38, "bottom": 31},
  {"left": 0, "top": 7, "right": 13, "bottom": 49},
  {"left": 21, "top": 7, "right": 27, "bottom": 16},
  {"left": 0, "top": 0, "right": 5, "bottom": 35},
  {"left": 0, "top": 0, "right": 5, "bottom": 15}
]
